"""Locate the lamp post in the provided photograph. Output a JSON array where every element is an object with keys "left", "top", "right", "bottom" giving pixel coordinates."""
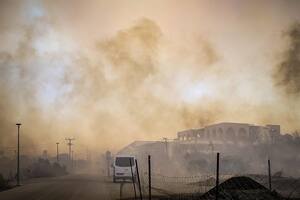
[
  {"left": 16, "top": 123, "right": 21, "bottom": 186},
  {"left": 56, "top": 142, "right": 59, "bottom": 162}
]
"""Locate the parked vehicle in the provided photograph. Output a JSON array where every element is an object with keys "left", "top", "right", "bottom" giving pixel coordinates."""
[{"left": 113, "top": 155, "right": 136, "bottom": 183}]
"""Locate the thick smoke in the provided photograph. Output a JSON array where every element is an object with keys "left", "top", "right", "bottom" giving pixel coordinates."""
[
  {"left": 0, "top": 23, "right": 64, "bottom": 153},
  {"left": 1, "top": 0, "right": 300, "bottom": 157},
  {"left": 0, "top": 2, "right": 72, "bottom": 154},
  {"left": 98, "top": 18, "right": 161, "bottom": 85},
  {"left": 61, "top": 18, "right": 222, "bottom": 151},
  {"left": 274, "top": 23, "right": 300, "bottom": 95},
  {"left": 0, "top": 9, "right": 221, "bottom": 154}
]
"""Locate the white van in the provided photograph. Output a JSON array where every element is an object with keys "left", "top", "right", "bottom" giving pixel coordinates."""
[{"left": 113, "top": 155, "right": 136, "bottom": 182}]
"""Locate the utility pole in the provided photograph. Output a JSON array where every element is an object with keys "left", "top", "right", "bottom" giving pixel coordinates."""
[
  {"left": 56, "top": 142, "right": 59, "bottom": 162},
  {"left": 72, "top": 151, "right": 74, "bottom": 169},
  {"left": 16, "top": 123, "right": 21, "bottom": 186},
  {"left": 65, "top": 138, "right": 75, "bottom": 161}
]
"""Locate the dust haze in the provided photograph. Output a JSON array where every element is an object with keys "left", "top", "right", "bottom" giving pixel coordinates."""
[{"left": 1, "top": 0, "right": 300, "bottom": 157}]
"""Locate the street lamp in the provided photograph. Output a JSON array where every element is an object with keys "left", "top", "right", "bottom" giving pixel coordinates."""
[
  {"left": 56, "top": 142, "right": 59, "bottom": 163},
  {"left": 16, "top": 123, "right": 21, "bottom": 186}
]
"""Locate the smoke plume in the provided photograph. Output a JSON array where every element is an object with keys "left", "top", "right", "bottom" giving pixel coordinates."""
[
  {"left": 1, "top": 0, "right": 300, "bottom": 157},
  {"left": 274, "top": 23, "right": 300, "bottom": 96}
]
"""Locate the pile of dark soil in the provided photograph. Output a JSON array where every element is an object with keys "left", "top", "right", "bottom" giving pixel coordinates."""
[
  {"left": 199, "top": 176, "right": 282, "bottom": 200},
  {"left": 158, "top": 176, "right": 283, "bottom": 200}
]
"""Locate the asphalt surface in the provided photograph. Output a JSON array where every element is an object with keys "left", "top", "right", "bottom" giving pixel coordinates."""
[{"left": 0, "top": 174, "right": 136, "bottom": 200}]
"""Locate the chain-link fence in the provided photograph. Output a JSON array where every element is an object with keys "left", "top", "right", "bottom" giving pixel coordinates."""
[
  {"left": 135, "top": 170, "right": 299, "bottom": 199},
  {"left": 138, "top": 171, "right": 234, "bottom": 197}
]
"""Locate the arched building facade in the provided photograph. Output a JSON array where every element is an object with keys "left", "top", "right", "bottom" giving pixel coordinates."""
[{"left": 177, "top": 122, "right": 280, "bottom": 144}]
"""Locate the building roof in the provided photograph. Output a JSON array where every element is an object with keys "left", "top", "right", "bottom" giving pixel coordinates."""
[{"left": 117, "top": 140, "right": 158, "bottom": 155}]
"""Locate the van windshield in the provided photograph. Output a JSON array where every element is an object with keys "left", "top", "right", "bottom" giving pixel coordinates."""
[{"left": 115, "top": 157, "right": 134, "bottom": 167}]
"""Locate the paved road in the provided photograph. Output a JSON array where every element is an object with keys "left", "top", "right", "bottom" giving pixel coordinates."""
[{"left": 0, "top": 174, "right": 136, "bottom": 200}]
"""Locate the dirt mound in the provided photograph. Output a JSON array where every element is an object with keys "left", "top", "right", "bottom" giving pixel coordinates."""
[
  {"left": 199, "top": 176, "right": 282, "bottom": 200},
  {"left": 217, "top": 176, "right": 267, "bottom": 190}
]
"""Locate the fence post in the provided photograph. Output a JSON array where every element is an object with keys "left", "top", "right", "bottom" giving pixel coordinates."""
[
  {"left": 148, "top": 155, "right": 151, "bottom": 200},
  {"left": 130, "top": 158, "right": 137, "bottom": 200},
  {"left": 120, "top": 182, "right": 124, "bottom": 199},
  {"left": 216, "top": 152, "right": 220, "bottom": 200},
  {"left": 135, "top": 159, "right": 143, "bottom": 200},
  {"left": 268, "top": 159, "right": 272, "bottom": 191}
]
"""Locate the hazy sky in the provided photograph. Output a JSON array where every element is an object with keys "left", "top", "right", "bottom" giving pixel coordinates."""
[{"left": 0, "top": 0, "right": 300, "bottom": 156}]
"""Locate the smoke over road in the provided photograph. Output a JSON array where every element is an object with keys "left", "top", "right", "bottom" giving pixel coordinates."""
[{"left": 0, "top": 0, "right": 300, "bottom": 155}]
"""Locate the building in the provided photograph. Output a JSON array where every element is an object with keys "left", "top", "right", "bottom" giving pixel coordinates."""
[{"left": 177, "top": 122, "right": 280, "bottom": 144}]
